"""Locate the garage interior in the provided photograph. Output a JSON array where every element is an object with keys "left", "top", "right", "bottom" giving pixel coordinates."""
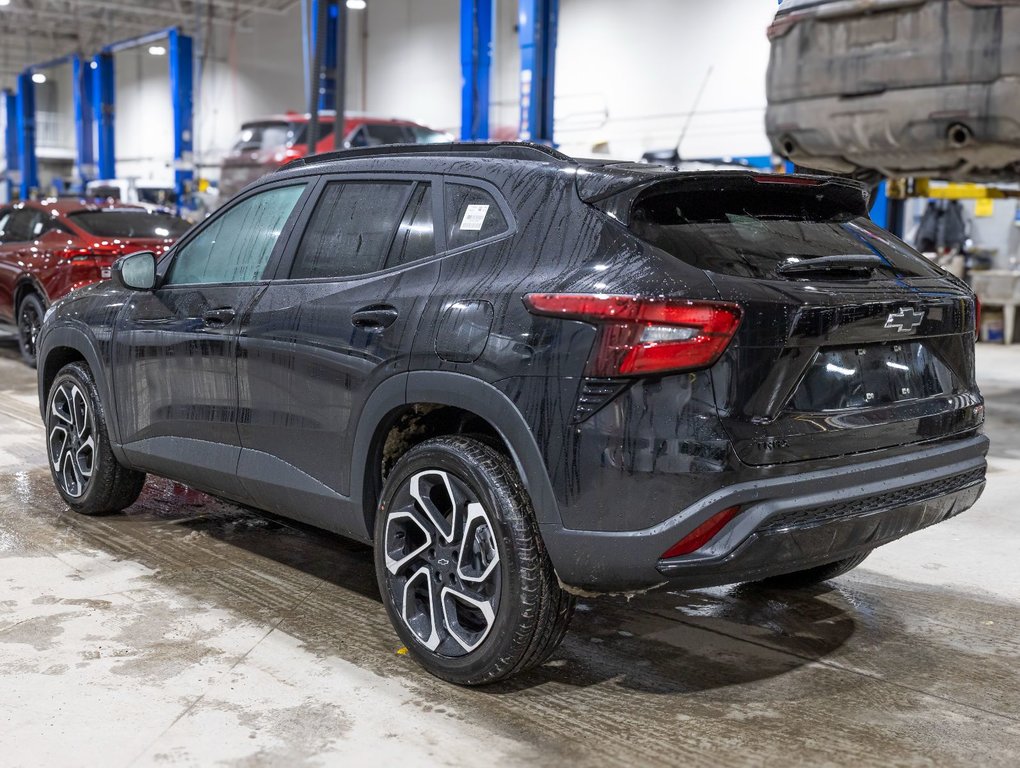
[{"left": 1, "top": 1, "right": 1019, "bottom": 765}]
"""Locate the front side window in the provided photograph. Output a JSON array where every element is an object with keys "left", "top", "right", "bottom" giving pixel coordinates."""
[
  {"left": 167, "top": 184, "right": 306, "bottom": 286},
  {"left": 0, "top": 210, "right": 41, "bottom": 243},
  {"left": 445, "top": 183, "right": 509, "bottom": 250},
  {"left": 289, "top": 181, "right": 422, "bottom": 279}
]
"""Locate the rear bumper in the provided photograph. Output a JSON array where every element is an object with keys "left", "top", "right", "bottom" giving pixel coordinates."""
[
  {"left": 766, "top": 78, "right": 1020, "bottom": 178},
  {"left": 542, "top": 434, "right": 988, "bottom": 592}
]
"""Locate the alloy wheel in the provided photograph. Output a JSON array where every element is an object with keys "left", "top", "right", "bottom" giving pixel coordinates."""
[
  {"left": 383, "top": 469, "right": 502, "bottom": 656},
  {"left": 19, "top": 301, "right": 41, "bottom": 361},
  {"left": 48, "top": 382, "right": 96, "bottom": 499}
]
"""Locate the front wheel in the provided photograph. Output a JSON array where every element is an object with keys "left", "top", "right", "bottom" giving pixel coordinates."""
[
  {"left": 375, "top": 436, "right": 574, "bottom": 685},
  {"left": 17, "top": 293, "right": 44, "bottom": 368},
  {"left": 45, "top": 362, "right": 146, "bottom": 515}
]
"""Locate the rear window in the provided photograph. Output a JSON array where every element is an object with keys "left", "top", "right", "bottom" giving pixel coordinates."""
[
  {"left": 628, "top": 183, "right": 941, "bottom": 280},
  {"left": 68, "top": 210, "right": 191, "bottom": 239},
  {"left": 233, "top": 121, "right": 335, "bottom": 151}
]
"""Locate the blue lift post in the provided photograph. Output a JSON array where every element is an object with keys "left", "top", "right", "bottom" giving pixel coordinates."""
[
  {"left": 72, "top": 56, "right": 96, "bottom": 191},
  {"left": 518, "top": 0, "right": 558, "bottom": 144},
  {"left": 169, "top": 29, "right": 194, "bottom": 208},
  {"left": 2, "top": 89, "right": 18, "bottom": 201},
  {"left": 15, "top": 71, "right": 38, "bottom": 199},
  {"left": 319, "top": 1, "right": 339, "bottom": 111},
  {"left": 461, "top": 0, "right": 494, "bottom": 140},
  {"left": 92, "top": 53, "right": 116, "bottom": 181}
]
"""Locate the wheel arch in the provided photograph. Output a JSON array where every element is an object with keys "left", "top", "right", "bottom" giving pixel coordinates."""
[
  {"left": 14, "top": 275, "right": 50, "bottom": 314},
  {"left": 37, "top": 325, "right": 124, "bottom": 453},
  {"left": 352, "top": 371, "right": 562, "bottom": 542}
]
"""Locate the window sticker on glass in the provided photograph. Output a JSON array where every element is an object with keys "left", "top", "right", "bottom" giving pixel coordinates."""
[{"left": 460, "top": 204, "right": 490, "bottom": 231}]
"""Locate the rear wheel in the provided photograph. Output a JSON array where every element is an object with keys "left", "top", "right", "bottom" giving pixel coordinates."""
[
  {"left": 17, "top": 293, "right": 44, "bottom": 368},
  {"left": 375, "top": 435, "right": 574, "bottom": 685},
  {"left": 750, "top": 551, "right": 871, "bottom": 589},
  {"left": 45, "top": 362, "right": 146, "bottom": 515}
]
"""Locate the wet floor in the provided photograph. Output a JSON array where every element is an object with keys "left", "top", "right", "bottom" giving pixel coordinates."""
[{"left": 1, "top": 336, "right": 1019, "bottom": 766}]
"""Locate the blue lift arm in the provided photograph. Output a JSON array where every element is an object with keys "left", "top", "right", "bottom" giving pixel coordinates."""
[
  {"left": 169, "top": 29, "right": 194, "bottom": 206},
  {"left": 92, "top": 53, "right": 116, "bottom": 181},
  {"left": 15, "top": 72, "right": 38, "bottom": 199},
  {"left": 2, "top": 89, "right": 18, "bottom": 201},
  {"left": 461, "top": 0, "right": 494, "bottom": 140},
  {"left": 72, "top": 56, "right": 96, "bottom": 190},
  {"left": 518, "top": 0, "right": 558, "bottom": 144}
]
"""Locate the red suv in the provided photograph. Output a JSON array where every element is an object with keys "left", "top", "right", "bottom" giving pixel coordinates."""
[
  {"left": 218, "top": 112, "right": 451, "bottom": 201},
  {"left": 0, "top": 199, "right": 191, "bottom": 366}
]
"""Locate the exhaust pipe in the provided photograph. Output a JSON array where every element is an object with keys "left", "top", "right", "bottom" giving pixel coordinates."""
[{"left": 947, "top": 123, "right": 971, "bottom": 148}]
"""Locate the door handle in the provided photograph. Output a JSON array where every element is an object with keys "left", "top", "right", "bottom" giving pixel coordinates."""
[
  {"left": 202, "top": 307, "right": 236, "bottom": 326},
  {"left": 351, "top": 305, "right": 399, "bottom": 329}
]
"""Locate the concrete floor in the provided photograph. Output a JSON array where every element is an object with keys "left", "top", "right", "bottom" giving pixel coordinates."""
[{"left": 1, "top": 337, "right": 1018, "bottom": 767}]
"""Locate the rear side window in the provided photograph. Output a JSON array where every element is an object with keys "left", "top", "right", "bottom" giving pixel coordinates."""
[
  {"left": 445, "top": 183, "right": 508, "bottom": 250},
  {"left": 386, "top": 184, "right": 436, "bottom": 268},
  {"left": 68, "top": 210, "right": 191, "bottom": 238},
  {"left": 628, "top": 183, "right": 941, "bottom": 280},
  {"left": 290, "top": 181, "right": 425, "bottom": 279},
  {"left": 167, "top": 184, "right": 306, "bottom": 285}
]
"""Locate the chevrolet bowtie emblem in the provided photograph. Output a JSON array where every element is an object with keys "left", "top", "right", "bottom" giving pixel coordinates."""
[{"left": 885, "top": 307, "right": 925, "bottom": 333}]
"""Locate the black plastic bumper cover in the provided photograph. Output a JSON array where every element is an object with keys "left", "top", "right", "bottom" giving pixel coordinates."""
[{"left": 541, "top": 435, "right": 988, "bottom": 592}]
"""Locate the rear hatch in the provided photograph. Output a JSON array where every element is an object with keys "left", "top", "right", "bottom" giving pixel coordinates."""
[
  {"left": 767, "top": 0, "right": 1019, "bottom": 102},
  {"left": 611, "top": 172, "right": 982, "bottom": 466}
]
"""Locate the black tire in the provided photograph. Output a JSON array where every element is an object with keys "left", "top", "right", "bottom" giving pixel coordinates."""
[
  {"left": 375, "top": 435, "right": 574, "bottom": 686},
  {"left": 750, "top": 551, "right": 871, "bottom": 590},
  {"left": 17, "top": 292, "right": 44, "bottom": 368},
  {"left": 45, "top": 361, "right": 146, "bottom": 515}
]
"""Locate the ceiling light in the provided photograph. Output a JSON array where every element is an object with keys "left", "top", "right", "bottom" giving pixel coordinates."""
[
  {"left": 148, "top": 45, "right": 166, "bottom": 56},
  {"left": 0, "top": 1, "right": 10, "bottom": 7},
  {"left": 31, "top": 72, "right": 46, "bottom": 84},
  {"left": 347, "top": 0, "right": 366, "bottom": 9}
]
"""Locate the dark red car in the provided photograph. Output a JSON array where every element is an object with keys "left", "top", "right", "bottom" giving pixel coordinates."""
[
  {"left": 0, "top": 199, "right": 191, "bottom": 366},
  {"left": 218, "top": 112, "right": 452, "bottom": 201}
]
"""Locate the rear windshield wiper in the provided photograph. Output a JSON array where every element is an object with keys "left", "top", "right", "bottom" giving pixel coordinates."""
[{"left": 777, "top": 254, "right": 888, "bottom": 278}]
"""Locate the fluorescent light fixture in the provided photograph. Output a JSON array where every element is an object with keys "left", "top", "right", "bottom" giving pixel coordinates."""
[
  {"left": 89, "top": 61, "right": 97, "bottom": 70},
  {"left": 31, "top": 72, "right": 46, "bottom": 84},
  {"left": 148, "top": 45, "right": 166, "bottom": 56},
  {"left": 0, "top": 1, "right": 10, "bottom": 7},
  {"left": 347, "top": 0, "right": 366, "bottom": 8}
]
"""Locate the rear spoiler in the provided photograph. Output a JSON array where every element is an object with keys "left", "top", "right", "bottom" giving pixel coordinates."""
[{"left": 577, "top": 169, "right": 871, "bottom": 225}]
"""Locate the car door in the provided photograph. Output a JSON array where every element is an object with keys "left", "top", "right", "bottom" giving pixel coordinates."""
[
  {"left": 0, "top": 208, "right": 41, "bottom": 321},
  {"left": 236, "top": 174, "right": 443, "bottom": 536},
  {"left": 111, "top": 180, "right": 312, "bottom": 501}
]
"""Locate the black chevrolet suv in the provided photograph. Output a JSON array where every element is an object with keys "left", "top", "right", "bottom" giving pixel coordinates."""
[{"left": 36, "top": 143, "right": 987, "bottom": 685}]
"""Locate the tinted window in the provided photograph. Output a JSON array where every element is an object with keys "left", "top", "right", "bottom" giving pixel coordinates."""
[
  {"left": 445, "top": 184, "right": 508, "bottom": 250},
  {"left": 629, "top": 184, "right": 941, "bottom": 280},
  {"left": 69, "top": 210, "right": 191, "bottom": 239},
  {"left": 349, "top": 124, "right": 410, "bottom": 147},
  {"left": 409, "top": 126, "right": 450, "bottom": 144},
  {"left": 290, "top": 181, "right": 413, "bottom": 279},
  {"left": 0, "top": 210, "right": 40, "bottom": 242},
  {"left": 168, "top": 184, "right": 305, "bottom": 285},
  {"left": 386, "top": 184, "right": 435, "bottom": 268},
  {"left": 233, "top": 122, "right": 291, "bottom": 152}
]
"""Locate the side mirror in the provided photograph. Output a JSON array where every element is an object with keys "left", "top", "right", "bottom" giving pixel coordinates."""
[{"left": 112, "top": 251, "right": 158, "bottom": 291}]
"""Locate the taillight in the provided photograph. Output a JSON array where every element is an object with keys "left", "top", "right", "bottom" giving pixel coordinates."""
[
  {"left": 974, "top": 296, "right": 981, "bottom": 336},
  {"left": 523, "top": 294, "right": 742, "bottom": 376},
  {"left": 660, "top": 506, "right": 742, "bottom": 559}
]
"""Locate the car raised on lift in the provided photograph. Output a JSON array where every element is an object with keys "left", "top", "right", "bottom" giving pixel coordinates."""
[
  {"left": 36, "top": 142, "right": 987, "bottom": 685},
  {"left": 766, "top": 0, "right": 1020, "bottom": 182}
]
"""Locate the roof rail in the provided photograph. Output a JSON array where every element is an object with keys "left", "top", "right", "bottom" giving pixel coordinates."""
[{"left": 280, "top": 141, "right": 574, "bottom": 170}]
